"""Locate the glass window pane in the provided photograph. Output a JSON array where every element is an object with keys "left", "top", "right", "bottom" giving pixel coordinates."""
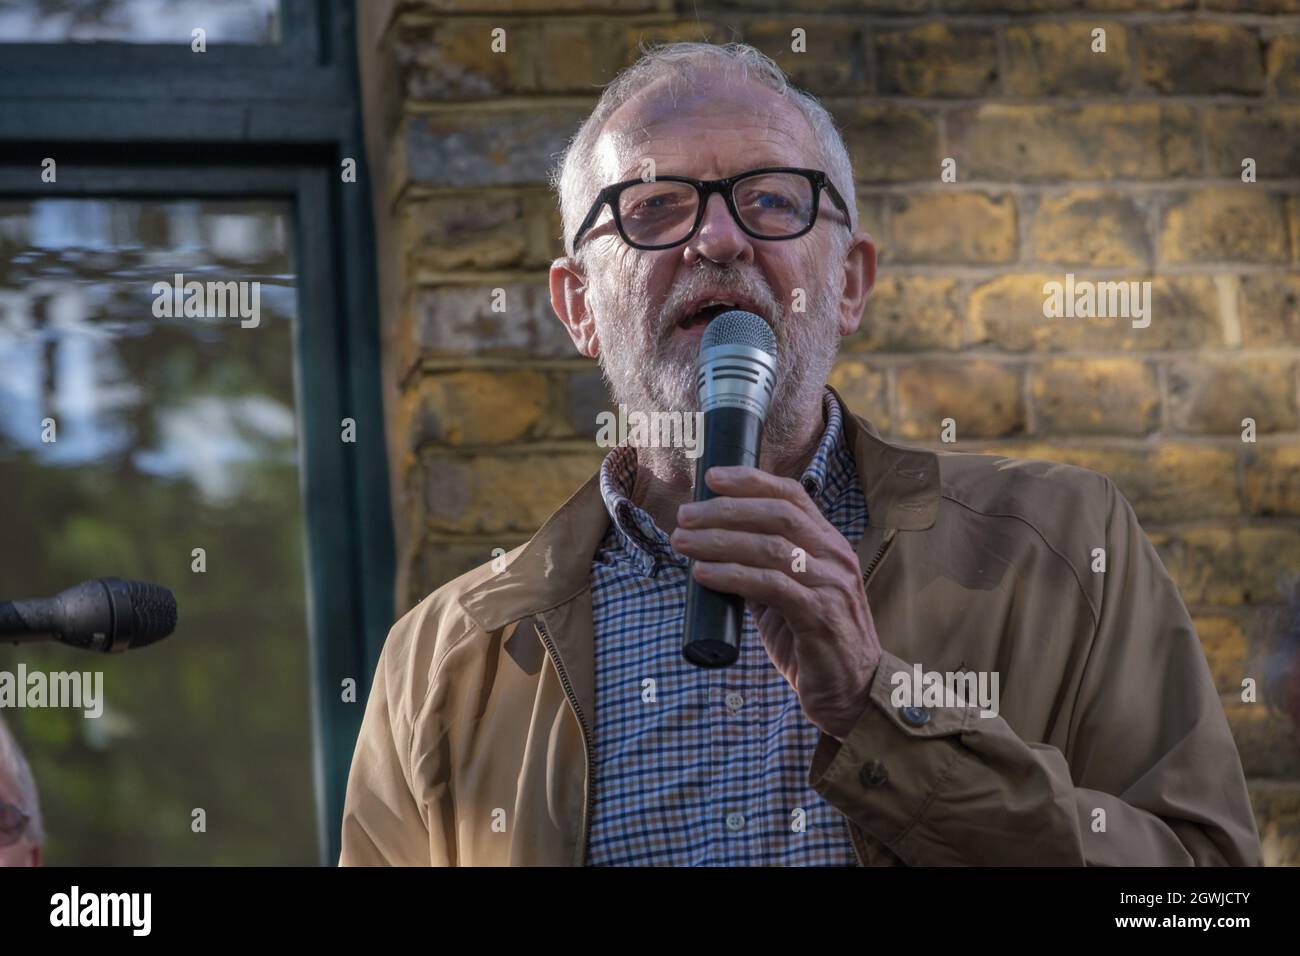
[
  {"left": 0, "top": 0, "right": 280, "bottom": 44},
  {"left": 0, "top": 196, "right": 316, "bottom": 864}
]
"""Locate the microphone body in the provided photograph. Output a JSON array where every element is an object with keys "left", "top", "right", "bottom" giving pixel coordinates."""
[
  {"left": 682, "top": 311, "right": 778, "bottom": 668},
  {"left": 0, "top": 577, "right": 178, "bottom": 652}
]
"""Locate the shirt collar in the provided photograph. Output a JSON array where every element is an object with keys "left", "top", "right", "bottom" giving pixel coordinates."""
[{"left": 597, "top": 387, "right": 848, "bottom": 576}]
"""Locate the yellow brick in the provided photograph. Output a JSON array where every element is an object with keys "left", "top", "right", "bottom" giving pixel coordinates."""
[
  {"left": 1004, "top": 21, "right": 1130, "bottom": 96},
  {"left": 531, "top": 21, "right": 603, "bottom": 92},
  {"left": 841, "top": 105, "right": 940, "bottom": 183},
  {"left": 1153, "top": 526, "right": 1300, "bottom": 606},
  {"left": 947, "top": 103, "right": 1198, "bottom": 182},
  {"left": 896, "top": 360, "right": 1024, "bottom": 440},
  {"left": 1269, "top": 33, "right": 1300, "bottom": 96},
  {"left": 1291, "top": 195, "right": 1300, "bottom": 263},
  {"left": 886, "top": 191, "right": 1017, "bottom": 264},
  {"left": 1204, "top": 104, "right": 1300, "bottom": 178},
  {"left": 1238, "top": 273, "right": 1300, "bottom": 346},
  {"left": 1160, "top": 189, "right": 1290, "bottom": 264},
  {"left": 1194, "top": 614, "right": 1251, "bottom": 696},
  {"left": 392, "top": 18, "right": 520, "bottom": 100},
  {"left": 406, "top": 535, "right": 529, "bottom": 606},
  {"left": 1166, "top": 357, "right": 1298, "bottom": 435},
  {"left": 875, "top": 23, "right": 998, "bottom": 97},
  {"left": 828, "top": 360, "right": 890, "bottom": 431},
  {"left": 848, "top": 275, "right": 965, "bottom": 352},
  {"left": 743, "top": 18, "right": 863, "bottom": 94},
  {"left": 1244, "top": 443, "right": 1300, "bottom": 517},
  {"left": 1138, "top": 22, "right": 1265, "bottom": 95},
  {"left": 1224, "top": 700, "right": 1300, "bottom": 777},
  {"left": 402, "top": 369, "right": 550, "bottom": 448},
  {"left": 405, "top": 192, "right": 561, "bottom": 275},
  {"left": 968, "top": 273, "right": 1220, "bottom": 352},
  {"left": 422, "top": 450, "right": 604, "bottom": 534},
  {"left": 1030, "top": 357, "right": 1159, "bottom": 435},
  {"left": 1032, "top": 190, "right": 1150, "bottom": 267},
  {"left": 622, "top": 21, "right": 724, "bottom": 52},
  {"left": 1251, "top": 784, "right": 1300, "bottom": 869}
]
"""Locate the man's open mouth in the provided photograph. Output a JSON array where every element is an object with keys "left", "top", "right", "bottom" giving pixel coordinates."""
[{"left": 676, "top": 297, "right": 761, "bottom": 330}]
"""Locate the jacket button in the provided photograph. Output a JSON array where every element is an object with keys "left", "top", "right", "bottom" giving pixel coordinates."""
[
  {"left": 901, "top": 705, "right": 931, "bottom": 726},
  {"left": 859, "top": 760, "right": 888, "bottom": 787}
]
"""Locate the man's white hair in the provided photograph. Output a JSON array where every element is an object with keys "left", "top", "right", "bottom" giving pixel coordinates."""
[
  {"left": 549, "top": 41, "right": 858, "bottom": 261},
  {"left": 0, "top": 715, "right": 43, "bottom": 846}
]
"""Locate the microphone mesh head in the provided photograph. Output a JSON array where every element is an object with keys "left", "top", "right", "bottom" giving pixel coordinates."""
[
  {"left": 126, "top": 580, "right": 178, "bottom": 642},
  {"left": 700, "top": 310, "right": 776, "bottom": 357}
]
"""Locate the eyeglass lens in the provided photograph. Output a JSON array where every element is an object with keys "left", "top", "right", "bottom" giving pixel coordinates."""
[{"left": 616, "top": 172, "right": 816, "bottom": 247}]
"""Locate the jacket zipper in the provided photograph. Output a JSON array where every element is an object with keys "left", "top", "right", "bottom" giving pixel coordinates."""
[
  {"left": 533, "top": 614, "right": 594, "bottom": 867},
  {"left": 843, "top": 527, "right": 900, "bottom": 867},
  {"left": 861, "top": 528, "right": 897, "bottom": 585}
]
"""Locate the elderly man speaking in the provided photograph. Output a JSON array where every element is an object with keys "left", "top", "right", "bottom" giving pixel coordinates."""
[{"left": 340, "top": 42, "right": 1261, "bottom": 867}]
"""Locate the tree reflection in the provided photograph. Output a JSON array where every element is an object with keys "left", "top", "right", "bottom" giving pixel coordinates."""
[
  {"left": 0, "top": 0, "right": 279, "bottom": 43},
  {"left": 0, "top": 198, "right": 316, "bottom": 865}
]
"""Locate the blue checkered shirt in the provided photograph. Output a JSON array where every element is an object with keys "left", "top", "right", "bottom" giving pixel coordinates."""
[{"left": 585, "top": 387, "right": 867, "bottom": 866}]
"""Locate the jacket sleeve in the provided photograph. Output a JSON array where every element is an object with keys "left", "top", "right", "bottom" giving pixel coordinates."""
[
  {"left": 809, "top": 478, "right": 1264, "bottom": 866},
  {"left": 338, "top": 608, "right": 448, "bottom": 866}
]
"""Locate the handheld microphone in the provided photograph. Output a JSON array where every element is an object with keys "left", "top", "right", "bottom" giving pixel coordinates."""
[
  {"left": 682, "top": 310, "right": 778, "bottom": 668},
  {"left": 0, "top": 577, "right": 178, "bottom": 653}
]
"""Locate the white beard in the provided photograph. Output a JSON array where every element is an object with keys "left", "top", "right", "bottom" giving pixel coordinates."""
[{"left": 586, "top": 256, "right": 843, "bottom": 482}]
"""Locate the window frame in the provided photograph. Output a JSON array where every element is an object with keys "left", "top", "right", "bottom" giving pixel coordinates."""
[{"left": 0, "top": 0, "right": 393, "bottom": 866}]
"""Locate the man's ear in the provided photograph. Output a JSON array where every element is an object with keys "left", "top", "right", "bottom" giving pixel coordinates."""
[
  {"left": 837, "top": 230, "right": 877, "bottom": 338},
  {"left": 550, "top": 255, "right": 599, "bottom": 358}
]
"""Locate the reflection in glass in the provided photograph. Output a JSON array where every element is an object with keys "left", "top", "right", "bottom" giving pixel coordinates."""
[
  {"left": 0, "top": 0, "right": 280, "bottom": 44},
  {"left": 0, "top": 197, "right": 316, "bottom": 864}
]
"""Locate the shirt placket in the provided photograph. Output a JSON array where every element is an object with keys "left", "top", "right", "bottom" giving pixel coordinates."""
[
  {"left": 591, "top": 388, "right": 857, "bottom": 868},
  {"left": 712, "top": 634, "right": 754, "bottom": 868}
]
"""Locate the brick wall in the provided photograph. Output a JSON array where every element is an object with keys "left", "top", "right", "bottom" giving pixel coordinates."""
[{"left": 355, "top": 0, "right": 1300, "bottom": 863}]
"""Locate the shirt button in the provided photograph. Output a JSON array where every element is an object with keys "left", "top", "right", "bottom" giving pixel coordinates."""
[
  {"left": 724, "top": 692, "right": 744, "bottom": 713},
  {"left": 859, "top": 760, "right": 889, "bottom": 787},
  {"left": 725, "top": 813, "right": 745, "bottom": 832},
  {"left": 901, "top": 705, "right": 931, "bottom": 727}
]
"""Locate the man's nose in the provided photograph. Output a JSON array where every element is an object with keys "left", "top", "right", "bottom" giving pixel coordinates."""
[{"left": 686, "top": 192, "right": 753, "bottom": 264}]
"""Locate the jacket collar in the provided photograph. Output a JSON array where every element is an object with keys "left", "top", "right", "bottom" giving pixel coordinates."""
[{"left": 458, "top": 384, "right": 939, "bottom": 633}]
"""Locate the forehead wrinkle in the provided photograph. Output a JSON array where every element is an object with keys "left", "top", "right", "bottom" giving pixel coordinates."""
[
  {"left": 608, "top": 70, "right": 810, "bottom": 139},
  {"left": 603, "top": 120, "right": 815, "bottom": 182}
]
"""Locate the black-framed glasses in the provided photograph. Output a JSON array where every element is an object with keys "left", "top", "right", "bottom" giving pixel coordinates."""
[
  {"left": 0, "top": 798, "right": 30, "bottom": 848},
  {"left": 571, "top": 166, "right": 852, "bottom": 251}
]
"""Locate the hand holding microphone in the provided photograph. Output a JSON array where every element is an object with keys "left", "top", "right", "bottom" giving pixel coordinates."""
[
  {"left": 679, "top": 311, "right": 778, "bottom": 667},
  {"left": 674, "top": 310, "right": 881, "bottom": 739}
]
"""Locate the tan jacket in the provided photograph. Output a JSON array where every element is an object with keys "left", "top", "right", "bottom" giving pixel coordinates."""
[{"left": 339, "top": 387, "right": 1263, "bottom": 866}]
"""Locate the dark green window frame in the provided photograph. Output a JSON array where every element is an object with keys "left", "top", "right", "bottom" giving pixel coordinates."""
[{"left": 0, "top": 0, "right": 394, "bottom": 865}]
